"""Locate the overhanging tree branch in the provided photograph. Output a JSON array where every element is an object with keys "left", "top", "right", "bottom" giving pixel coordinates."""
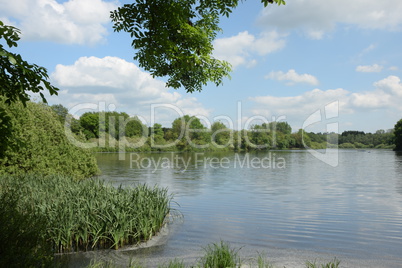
[
  {"left": 110, "top": 0, "right": 285, "bottom": 93},
  {"left": 0, "top": 21, "right": 59, "bottom": 105}
]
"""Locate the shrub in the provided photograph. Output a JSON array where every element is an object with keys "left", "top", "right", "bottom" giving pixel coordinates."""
[
  {"left": 0, "top": 99, "right": 99, "bottom": 179},
  {"left": 338, "top": 142, "right": 355, "bottom": 149}
]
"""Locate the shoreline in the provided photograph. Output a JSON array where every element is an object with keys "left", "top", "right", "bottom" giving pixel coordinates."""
[{"left": 58, "top": 215, "right": 402, "bottom": 268}]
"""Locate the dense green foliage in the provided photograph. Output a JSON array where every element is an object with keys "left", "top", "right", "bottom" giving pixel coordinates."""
[
  {"left": 338, "top": 129, "right": 394, "bottom": 149},
  {"left": 246, "top": 122, "right": 296, "bottom": 150},
  {"left": 77, "top": 111, "right": 148, "bottom": 140},
  {"left": 170, "top": 115, "right": 210, "bottom": 150},
  {"left": 394, "top": 119, "right": 402, "bottom": 151},
  {"left": 0, "top": 99, "right": 99, "bottom": 179},
  {"left": 51, "top": 104, "right": 83, "bottom": 134},
  {"left": 0, "top": 174, "right": 171, "bottom": 255},
  {"left": 0, "top": 186, "right": 53, "bottom": 268},
  {"left": 211, "top": 121, "right": 231, "bottom": 147},
  {"left": 0, "top": 21, "right": 58, "bottom": 105},
  {"left": 110, "top": 0, "right": 285, "bottom": 93}
]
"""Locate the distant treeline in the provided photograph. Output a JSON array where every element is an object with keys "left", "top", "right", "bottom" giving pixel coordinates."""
[{"left": 51, "top": 104, "right": 395, "bottom": 152}]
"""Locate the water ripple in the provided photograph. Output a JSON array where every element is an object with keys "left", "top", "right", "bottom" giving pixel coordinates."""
[{"left": 91, "top": 150, "right": 402, "bottom": 267}]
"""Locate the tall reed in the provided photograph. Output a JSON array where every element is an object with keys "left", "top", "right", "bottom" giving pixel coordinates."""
[{"left": 0, "top": 174, "right": 172, "bottom": 253}]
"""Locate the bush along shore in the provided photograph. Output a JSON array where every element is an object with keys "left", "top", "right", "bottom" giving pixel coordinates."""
[
  {"left": 0, "top": 99, "right": 172, "bottom": 266},
  {"left": 0, "top": 99, "right": 99, "bottom": 179},
  {"left": 0, "top": 174, "right": 172, "bottom": 265}
]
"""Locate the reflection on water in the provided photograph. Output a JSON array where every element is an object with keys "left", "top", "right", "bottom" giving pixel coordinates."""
[{"left": 64, "top": 150, "right": 402, "bottom": 267}]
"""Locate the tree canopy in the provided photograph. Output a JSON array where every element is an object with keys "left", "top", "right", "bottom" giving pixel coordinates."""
[
  {"left": 110, "top": 0, "right": 285, "bottom": 93},
  {"left": 0, "top": 21, "right": 58, "bottom": 105},
  {"left": 394, "top": 119, "right": 402, "bottom": 151}
]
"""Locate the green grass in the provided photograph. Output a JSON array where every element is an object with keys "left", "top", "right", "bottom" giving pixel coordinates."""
[
  {"left": 199, "top": 240, "right": 241, "bottom": 268},
  {"left": 257, "top": 252, "right": 275, "bottom": 268},
  {"left": 306, "top": 258, "right": 340, "bottom": 268},
  {"left": 0, "top": 174, "right": 172, "bottom": 255},
  {"left": 0, "top": 187, "right": 53, "bottom": 268},
  {"left": 0, "top": 174, "right": 342, "bottom": 268}
]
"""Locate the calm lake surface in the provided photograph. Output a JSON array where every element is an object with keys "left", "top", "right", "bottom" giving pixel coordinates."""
[{"left": 65, "top": 150, "right": 402, "bottom": 267}]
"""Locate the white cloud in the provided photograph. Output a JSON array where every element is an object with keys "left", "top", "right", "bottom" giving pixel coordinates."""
[
  {"left": 305, "top": 30, "right": 326, "bottom": 40},
  {"left": 249, "top": 75, "right": 402, "bottom": 131},
  {"left": 213, "top": 31, "right": 254, "bottom": 68},
  {"left": 360, "top": 44, "right": 377, "bottom": 55},
  {"left": 0, "top": 0, "right": 117, "bottom": 45},
  {"left": 349, "top": 76, "right": 402, "bottom": 109},
  {"left": 258, "top": 0, "right": 402, "bottom": 39},
  {"left": 252, "top": 31, "right": 287, "bottom": 55},
  {"left": 213, "top": 31, "right": 286, "bottom": 68},
  {"left": 356, "top": 64, "right": 383, "bottom": 73},
  {"left": 49, "top": 56, "right": 210, "bottom": 126},
  {"left": 350, "top": 92, "right": 390, "bottom": 109},
  {"left": 249, "top": 88, "right": 349, "bottom": 131},
  {"left": 374, "top": 75, "right": 402, "bottom": 97},
  {"left": 250, "top": 88, "right": 349, "bottom": 118},
  {"left": 353, "top": 44, "right": 378, "bottom": 62},
  {"left": 265, "top": 69, "right": 319, "bottom": 85}
]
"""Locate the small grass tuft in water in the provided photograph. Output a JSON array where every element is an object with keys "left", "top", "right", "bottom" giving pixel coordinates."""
[
  {"left": 199, "top": 240, "right": 241, "bottom": 268},
  {"left": 257, "top": 252, "right": 275, "bottom": 268},
  {"left": 305, "top": 258, "right": 340, "bottom": 268}
]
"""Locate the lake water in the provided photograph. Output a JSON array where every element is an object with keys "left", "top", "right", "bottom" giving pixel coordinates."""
[{"left": 65, "top": 150, "right": 402, "bottom": 267}]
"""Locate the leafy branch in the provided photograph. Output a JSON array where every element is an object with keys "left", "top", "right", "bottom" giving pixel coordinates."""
[
  {"left": 0, "top": 21, "right": 59, "bottom": 105},
  {"left": 111, "top": 0, "right": 285, "bottom": 93}
]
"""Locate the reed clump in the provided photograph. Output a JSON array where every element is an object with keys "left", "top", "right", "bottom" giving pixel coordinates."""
[
  {"left": 199, "top": 240, "right": 241, "bottom": 268},
  {"left": 306, "top": 258, "right": 340, "bottom": 268},
  {"left": 0, "top": 174, "right": 172, "bottom": 254}
]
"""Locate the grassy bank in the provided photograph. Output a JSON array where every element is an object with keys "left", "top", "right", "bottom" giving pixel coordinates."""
[{"left": 0, "top": 174, "right": 172, "bottom": 266}]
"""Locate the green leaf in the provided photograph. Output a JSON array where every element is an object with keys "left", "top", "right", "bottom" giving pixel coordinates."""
[
  {"left": 8, "top": 55, "right": 17, "bottom": 65},
  {"left": 0, "top": 20, "right": 59, "bottom": 105}
]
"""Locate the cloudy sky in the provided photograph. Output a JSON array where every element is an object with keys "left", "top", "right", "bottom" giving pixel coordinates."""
[{"left": 1, "top": 0, "right": 402, "bottom": 133}]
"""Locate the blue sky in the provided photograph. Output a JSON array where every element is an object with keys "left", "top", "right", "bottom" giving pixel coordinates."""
[{"left": 1, "top": 0, "right": 402, "bottom": 133}]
